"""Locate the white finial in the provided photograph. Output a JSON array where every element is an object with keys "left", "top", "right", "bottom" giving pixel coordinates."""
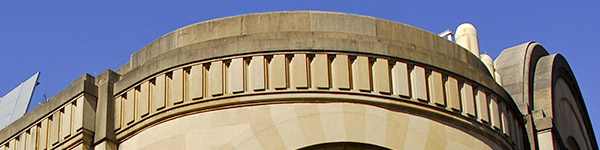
[{"left": 456, "top": 23, "right": 480, "bottom": 58}]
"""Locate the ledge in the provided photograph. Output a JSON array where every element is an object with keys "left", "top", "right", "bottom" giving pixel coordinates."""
[
  {"left": 112, "top": 11, "right": 509, "bottom": 109},
  {"left": 0, "top": 74, "right": 97, "bottom": 143}
]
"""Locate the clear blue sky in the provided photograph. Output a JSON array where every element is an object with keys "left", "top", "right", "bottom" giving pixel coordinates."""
[{"left": 1, "top": 0, "right": 598, "bottom": 139}]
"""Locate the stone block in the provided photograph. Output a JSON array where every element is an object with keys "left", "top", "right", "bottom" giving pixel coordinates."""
[
  {"left": 425, "top": 121, "right": 448, "bottom": 150},
  {"left": 311, "top": 54, "right": 330, "bottom": 89},
  {"left": 124, "top": 91, "right": 135, "bottom": 125},
  {"left": 391, "top": 61, "right": 410, "bottom": 97},
  {"left": 476, "top": 89, "right": 489, "bottom": 123},
  {"left": 82, "top": 96, "right": 96, "bottom": 133},
  {"left": 137, "top": 82, "right": 149, "bottom": 118},
  {"left": 501, "top": 102, "right": 509, "bottom": 135},
  {"left": 9, "top": 139, "right": 15, "bottom": 150},
  {"left": 242, "top": 11, "right": 310, "bottom": 34},
  {"left": 270, "top": 55, "right": 287, "bottom": 89},
  {"left": 228, "top": 58, "right": 245, "bottom": 93},
  {"left": 249, "top": 56, "right": 266, "bottom": 91},
  {"left": 129, "top": 32, "right": 176, "bottom": 69},
  {"left": 373, "top": 58, "right": 390, "bottom": 94},
  {"left": 290, "top": 54, "right": 309, "bottom": 89},
  {"left": 17, "top": 133, "right": 25, "bottom": 150},
  {"left": 332, "top": 54, "right": 351, "bottom": 90},
  {"left": 60, "top": 104, "right": 72, "bottom": 139},
  {"left": 353, "top": 56, "right": 371, "bottom": 92},
  {"left": 295, "top": 105, "right": 326, "bottom": 144},
  {"left": 73, "top": 97, "right": 83, "bottom": 132},
  {"left": 38, "top": 119, "right": 48, "bottom": 150},
  {"left": 411, "top": 66, "right": 428, "bottom": 102},
  {"left": 310, "top": 11, "right": 376, "bottom": 36},
  {"left": 50, "top": 113, "right": 60, "bottom": 146},
  {"left": 114, "top": 97, "right": 122, "bottom": 130},
  {"left": 343, "top": 104, "right": 366, "bottom": 141},
  {"left": 176, "top": 16, "right": 242, "bottom": 47},
  {"left": 461, "top": 83, "right": 476, "bottom": 117},
  {"left": 151, "top": 75, "right": 166, "bottom": 111},
  {"left": 377, "top": 19, "right": 434, "bottom": 52},
  {"left": 318, "top": 104, "right": 346, "bottom": 141},
  {"left": 428, "top": 71, "right": 445, "bottom": 106},
  {"left": 364, "top": 106, "right": 386, "bottom": 145},
  {"left": 446, "top": 77, "right": 461, "bottom": 111},
  {"left": 26, "top": 127, "right": 36, "bottom": 150},
  {"left": 189, "top": 65, "right": 204, "bottom": 99},
  {"left": 489, "top": 96, "right": 501, "bottom": 130},
  {"left": 170, "top": 69, "right": 184, "bottom": 104},
  {"left": 210, "top": 61, "right": 224, "bottom": 96},
  {"left": 375, "top": 19, "right": 403, "bottom": 41}
]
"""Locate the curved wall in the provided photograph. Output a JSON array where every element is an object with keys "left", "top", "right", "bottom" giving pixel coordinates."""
[
  {"left": 119, "top": 102, "right": 500, "bottom": 150},
  {"left": 531, "top": 54, "right": 596, "bottom": 149},
  {"left": 497, "top": 41, "right": 597, "bottom": 149},
  {"left": 111, "top": 11, "right": 525, "bottom": 150}
]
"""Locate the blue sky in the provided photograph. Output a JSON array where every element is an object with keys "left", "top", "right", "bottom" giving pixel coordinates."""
[{"left": 1, "top": 1, "right": 598, "bottom": 139}]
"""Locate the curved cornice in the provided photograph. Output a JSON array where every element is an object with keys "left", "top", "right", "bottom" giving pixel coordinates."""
[
  {"left": 113, "top": 11, "right": 509, "bottom": 104},
  {"left": 495, "top": 42, "right": 549, "bottom": 114},
  {"left": 533, "top": 54, "right": 597, "bottom": 149}
]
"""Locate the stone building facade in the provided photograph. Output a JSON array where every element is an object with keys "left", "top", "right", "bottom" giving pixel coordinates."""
[{"left": 0, "top": 11, "right": 596, "bottom": 150}]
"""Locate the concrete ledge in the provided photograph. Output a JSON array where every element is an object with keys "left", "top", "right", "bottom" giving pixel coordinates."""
[
  {"left": 114, "top": 32, "right": 508, "bottom": 105},
  {"left": 109, "top": 11, "right": 516, "bottom": 119},
  {"left": 0, "top": 74, "right": 97, "bottom": 143}
]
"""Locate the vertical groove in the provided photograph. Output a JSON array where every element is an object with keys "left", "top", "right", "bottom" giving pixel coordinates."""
[
  {"left": 165, "top": 72, "right": 172, "bottom": 107},
  {"left": 183, "top": 67, "right": 191, "bottom": 102}
]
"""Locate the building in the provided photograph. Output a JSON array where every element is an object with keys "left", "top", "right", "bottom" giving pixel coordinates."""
[{"left": 0, "top": 11, "right": 596, "bottom": 150}]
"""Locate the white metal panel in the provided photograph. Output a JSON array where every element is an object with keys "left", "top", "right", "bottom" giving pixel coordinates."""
[{"left": 0, "top": 72, "right": 39, "bottom": 129}]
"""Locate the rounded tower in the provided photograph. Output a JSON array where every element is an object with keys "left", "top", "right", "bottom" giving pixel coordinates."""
[{"left": 110, "top": 11, "right": 524, "bottom": 150}]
